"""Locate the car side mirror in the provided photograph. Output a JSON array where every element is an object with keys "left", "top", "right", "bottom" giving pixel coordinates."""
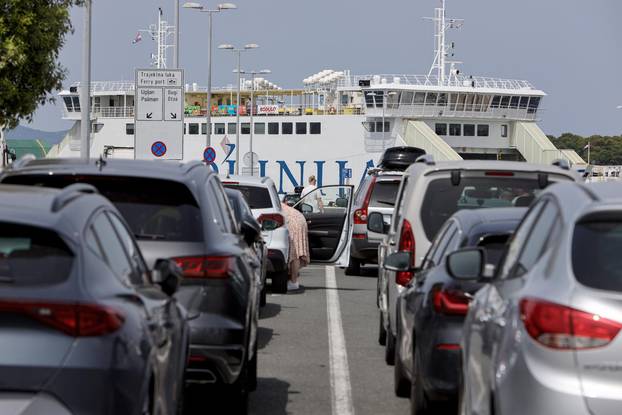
[
  {"left": 152, "top": 258, "right": 183, "bottom": 296},
  {"left": 241, "top": 216, "right": 261, "bottom": 245},
  {"left": 367, "top": 212, "right": 388, "bottom": 234},
  {"left": 335, "top": 197, "right": 348, "bottom": 208},
  {"left": 383, "top": 251, "right": 412, "bottom": 272},
  {"left": 301, "top": 203, "right": 313, "bottom": 214},
  {"left": 446, "top": 248, "right": 485, "bottom": 281}
]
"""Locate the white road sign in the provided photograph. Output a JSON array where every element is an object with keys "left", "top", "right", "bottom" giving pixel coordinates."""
[{"left": 135, "top": 69, "right": 184, "bottom": 160}]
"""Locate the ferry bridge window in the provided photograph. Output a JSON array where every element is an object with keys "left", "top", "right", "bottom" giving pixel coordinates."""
[
  {"left": 414, "top": 92, "right": 426, "bottom": 106},
  {"left": 435, "top": 123, "right": 448, "bottom": 136},
  {"left": 282, "top": 122, "right": 293, "bottom": 135},
  {"left": 425, "top": 93, "right": 438, "bottom": 105},
  {"left": 501, "top": 124, "right": 509, "bottom": 138},
  {"left": 183, "top": 124, "right": 186, "bottom": 134},
  {"left": 215, "top": 123, "right": 225, "bottom": 135},
  {"left": 374, "top": 93, "right": 384, "bottom": 108},
  {"left": 364, "top": 91, "right": 376, "bottom": 108},
  {"left": 125, "top": 123, "right": 134, "bottom": 135},
  {"left": 387, "top": 92, "right": 400, "bottom": 109},
  {"left": 438, "top": 93, "right": 448, "bottom": 107},
  {"left": 477, "top": 124, "right": 490, "bottom": 137},
  {"left": 510, "top": 96, "right": 520, "bottom": 109},
  {"left": 500, "top": 96, "right": 510, "bottom": 109},
  {"left": 490, "top": 95, "right": 501, "bottom": 109},
  {"left": 201, "top": 123, "right": 209, "bottom": 135},
  {"left": 310, "top": 122, "right": 321, "bottom": 135},
  {"left": 189, "top": 123, "right": 199, "bottom": 135},
  {"left": 528, "top": 97, "right": 541, "bottom": 114},
  {"left": 366, "top": 122, "right": 376, "bottom": 133},
  {"left": 465, "top": 94, "right": 475, "bottom": 111},
  {"left": 449, "top": 94, "right": 458, "bottom": 111},
  {"left": 228, "top": 123, "right": 237, "bottom": 135},
  {"left": 400, "top": 91, "right": 414, "bottom": 106},
  {"left": 268, "top": 122, "right": 279, "bottom": 135},
  {"left": 385, "top": 122, "right": 390, "bottom": 133},
  {"left": 296, "top": 122, "right": 307, "bottom": 134},
  {"left": 254, "top": 123, "right": 265, "bottom": 135},
  {"left": 241, "top": 123, "right": 251, "bottom": 135},
  {"left": 519, "top": 96, "right": 529, "bottom": 109},
  {"left": 464, "top": 124, "right": 475, "bottom": 136},
  {"left": 63, "top": 97, "right": 74, "bottom": 112},
  {"left": 72, "top": 96, "right": 81, "bottom": 111},
  {"left": 449, "top": 124, "right": 462, "bottom": 136}
]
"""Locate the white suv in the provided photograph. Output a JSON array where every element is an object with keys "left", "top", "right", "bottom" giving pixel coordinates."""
[
  {"left": 223, "top": 176, "right": 290, "bottom": 293},
  {"left": 379, "top": 157, "right": 580, "bottom": 364}
]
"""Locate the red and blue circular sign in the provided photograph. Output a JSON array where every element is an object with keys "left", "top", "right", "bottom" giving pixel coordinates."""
[
  {"left": 151, "top": 141, "right": 167, "bottom": 157},
  {"left": 203, "top": 146, "right": 216, "bottom": 164}
]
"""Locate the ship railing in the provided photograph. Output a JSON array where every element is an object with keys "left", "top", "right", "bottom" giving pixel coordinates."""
[
  {"left": 184, "top": 106, "right": 365, "bottom": 117},
  {"left": 70, "top": 81, "right": 135, "bottom": 93},
  {"left": 365, "top": 104, "right": 540, "bottom": 121},
  {"left": 91, "top": 106, "right": 135, "bottom": 118},
  {"left": 338, "top": 74, "right": 536, "bottom": 91}
]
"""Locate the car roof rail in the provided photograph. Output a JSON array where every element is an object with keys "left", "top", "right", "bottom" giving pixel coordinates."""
[
  {"left": 415, "top": 154, "right": 435, "bottom": 166},
  {"left": 552, "top": 159, "right": 570, "bottom": 170},
  {"left": 182, "top": 160, "right": 206, "bottom": 174},
  {"left": 51, "top": 183, "right": 99, "bottom": 213},
  {"left": 12, "top": 154, "right": 37, "bottom": 169}
]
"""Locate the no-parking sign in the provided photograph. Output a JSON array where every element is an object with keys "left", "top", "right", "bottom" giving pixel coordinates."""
[{"left": 204, "top": 146, "right": 216, "bottom": 163}]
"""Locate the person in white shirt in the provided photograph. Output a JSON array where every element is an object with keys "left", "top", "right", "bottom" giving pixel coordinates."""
[{"left": 301, "top": 175, "right": 323, "bottom": 213}]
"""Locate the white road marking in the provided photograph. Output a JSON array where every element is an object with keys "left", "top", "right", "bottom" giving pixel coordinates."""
[{"left": 325, "top": 266, "right": 355, "bottom": 415}]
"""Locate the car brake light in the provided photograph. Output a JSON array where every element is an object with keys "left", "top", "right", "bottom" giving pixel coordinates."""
[
  {"left": 222, "top": 181, "right": 240, "bottom": 185},
  {"left": 173, "top": 256, "right": 233, "bottom": 279},
  {"left": 258, "top": 213, "right": 285, "bottom": 230},
  {"left": 432, "top": 287, "right": 470, "bottom": 315},
  {"left": 396, "top": 219, "right": 415, "bottom": 286},
  {"left": 485, "top": 171, "right": 515, "bottom": 177},
  {"left": 520, "top": 298, "right": 622, "bottom": 350},
  {"left": 0, "top": 300, "right": 124, "bottom": 337},
  {"left": 353, "top": 177, "right": 377, "bottom": 225}
]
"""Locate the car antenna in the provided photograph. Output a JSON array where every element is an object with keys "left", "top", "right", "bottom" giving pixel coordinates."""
[{"left": 95, "top": 155, "right": 107, "bottom": 172}]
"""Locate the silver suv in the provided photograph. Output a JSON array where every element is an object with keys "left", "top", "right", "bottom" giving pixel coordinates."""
[
  {"left": 223, "top": 176, "right": 290, "bottom": 293},
  {"left": 379, "top": 157, "right": 580, "bottom": 365},
  {"left": 453, "top": 181, "right": 622, "bottom": 415}
]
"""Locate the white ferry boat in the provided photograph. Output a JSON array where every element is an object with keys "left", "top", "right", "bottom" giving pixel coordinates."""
[{"left": 49, "top": 0, "right": 584, "bottom": 192}]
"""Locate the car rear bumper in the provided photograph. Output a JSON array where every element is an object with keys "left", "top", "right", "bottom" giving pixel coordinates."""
[
  {"left": 267, "top": 248, "right": 287, "bottom": 273},
  {"left": 422, "top": 348, "right": 461, "bottom": 400},
  {"left": 350, "top": 238, "right": 380, "bottom": 262},
  {"left": 186, "top": 344, "right": 245, "bottom": 385}
]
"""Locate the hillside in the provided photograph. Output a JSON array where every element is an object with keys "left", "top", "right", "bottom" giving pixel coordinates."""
[{"left": 4, "top": 125, "right": 67, "bottom": 145}]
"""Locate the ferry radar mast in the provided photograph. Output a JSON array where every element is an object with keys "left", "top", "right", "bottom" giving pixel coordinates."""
[
  {"left": 425, "top": 0, "right": 464, "bottom": 86},
  {"left": 138, "top": 8, "right": 176, "bottom": 69}
]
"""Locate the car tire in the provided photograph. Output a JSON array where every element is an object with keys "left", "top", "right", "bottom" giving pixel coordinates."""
[
  {"left": 394, "top": 318, "right": 411, "bottom": 398},
  {"left": 230, "top": 362, "right": 249, "bottom": 415},
  {"left": 410, "top": 343, "right": 428, "bottom": 415},
  {"left": 345, "top": 257, "right": 361, "bottom": 276},
  {"left": 378, "top": 312, "right": 387, "bottom": 346},
  {"left": 260, "top": 286, "right": 267, "bottom": 307},
  {"left": 385, "top": 326, "right": 396, "bottom": 366},
  {"left": 271, "top": 270, "right": 288, "bottom": 294}
]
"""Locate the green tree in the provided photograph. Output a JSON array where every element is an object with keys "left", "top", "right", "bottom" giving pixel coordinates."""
[
  {"left": 0, "top": 0, "right": 84, "bottom": 129},
  {"left": 550, "top": 133, "right": 622, "bottom": 165}
]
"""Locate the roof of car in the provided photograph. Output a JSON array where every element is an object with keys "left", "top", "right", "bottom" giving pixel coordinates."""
[
  {"left": 406, "top": 160, "right": 580, "bottom": 179},
  {"left": 6, "top": 157, "right": 211, "bottom": 181},
  {"left": 222, "top": 174, "right": 275, "bottom": 187}
]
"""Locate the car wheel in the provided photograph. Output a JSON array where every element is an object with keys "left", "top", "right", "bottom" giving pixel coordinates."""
[
  {"left": 230, "top": 363, "right": 249, "bottom": 415},
  {"left": 385, "top": 326, "right": 396, "bottom": 366},
  {"left": 260, "top": 286, "right": 267, "bottom": 307},
  {"left": 410, "top": 343, "right": 428, "bottom": 415},
  {"left": 378, "top": 312, "right": 387, "bottom": 346},
  {"left": 271, "top": 270, "right": 288, "bottom": 294},
  {"left": 394, "top": 322, "right": 410, "bottom": 397},
  {"left": 345, "top": 257, "right": 361, "bottom": 276}
]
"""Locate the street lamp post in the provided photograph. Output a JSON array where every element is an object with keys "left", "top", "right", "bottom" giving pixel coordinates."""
[
  {"left": 219, "top": 43, "right": 258, "bottom": 174},
  {"left": 80, "top": 0, "right": 92, "bottom": 161},
  {"left": 240, "top": 69, "right": 271, "bottom": 176},
  {"left": 368, "top": 91, "right": 396, "bottom": 142},
  {"left": 174, "top": 0, "right": 179, "bottom": 68},
  {"left": 183, "top": 3, "right": 236, "bottom": 148}
]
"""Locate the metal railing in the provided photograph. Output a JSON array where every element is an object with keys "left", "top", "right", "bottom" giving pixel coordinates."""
[
  {"left": 365, "top": 103, "right": 540, "bottom": 121},
  {"left": 92, "top": 106, "right": 134, "bottom": 118},
  {"left": 71, "top": 81, "right": 135, "bottom": 93},
  {"left": 184, "top": 106, "right": 365, "bottom": 117},
  {"left": 338, "top": 74, "right": 536, "bottom": 91}
]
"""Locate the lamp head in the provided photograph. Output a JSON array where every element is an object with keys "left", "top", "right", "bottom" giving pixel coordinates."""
[
  {"left": 182, "top": 2, "right": 203, "bottom": 10},
  {"left": 218, "top": 44, "right": 235, "bottom": 50},
  {"left": 218, "top": 3, "right": 237, "bottom": 10},
  {"left": 244, "top": 43, "right": 259, "bottom": 50}
]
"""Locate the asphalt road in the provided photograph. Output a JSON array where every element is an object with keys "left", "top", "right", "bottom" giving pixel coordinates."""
[{"left": 186, "top": 265, "right": 412, "bottom": 415}]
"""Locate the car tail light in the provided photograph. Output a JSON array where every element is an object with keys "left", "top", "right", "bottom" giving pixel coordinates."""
[
  {"left": 353, "top": 177, "right": 376, "bottom": 225},
  {"left": 396, "top": 219, "right": 415, "bottom": 286},
  {"left": 352, "top": 233, "right": 366, "bottom": 240},
  {"left": 432, "top": 287, "right": 470, "bottom": 315},
  {"left": 222, "top": 181, "right": 240, "bottom": 185},
  {"left": 520, "top": 298, "right": 622, "bottom": 350},
  {"left": 0, "top": 300, "right": 124, "bottom": 337},
  {"left": 485, "top": 171, "right": 515, "bottom": 177},
  {"left": 258, "top": 213, "right": 285, "bottom": 231},
  {"left": 173, "top": 256, "right": 233, "bottom": 279}
]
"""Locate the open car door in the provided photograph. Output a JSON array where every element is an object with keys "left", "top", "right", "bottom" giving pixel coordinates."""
[{"left": 293, "top": 185, "right": 354, "bottom": 267}]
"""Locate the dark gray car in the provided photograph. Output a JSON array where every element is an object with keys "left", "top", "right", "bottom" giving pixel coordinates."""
[
  {"left": 0, "top": 183, "right": 187, "bottom": 415},
  {"left": 1, "top": 158, "right": 261, "bottom": 412}
]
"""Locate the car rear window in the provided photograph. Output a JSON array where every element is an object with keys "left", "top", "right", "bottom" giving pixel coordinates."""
[
  {"left": 421, "top": 177, "right": 543, "bottom": 240},
  {"left": 572, "top": 220, "right": 622, "bottom": 292},
  {"left": 3, "top": 175, "right": 203, "bottom": 242},
  {"left": 369, "top": 181, "right": 400, "bottom": 208},
  {"left": 0, "top": 222, "right": 74, "bottom": 285},
  {"left": 223, "top": 184, "right": 272, "bottom": 209}
]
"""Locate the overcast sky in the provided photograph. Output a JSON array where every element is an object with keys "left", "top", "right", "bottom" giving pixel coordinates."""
[{"left": 26, "top": 0, "right": 622, "bottom": 136}]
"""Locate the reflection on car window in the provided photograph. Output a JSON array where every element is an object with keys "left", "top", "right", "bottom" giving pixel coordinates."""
[
  {"left": 223, "top": 184, "right": 272, "bottom": 209},
  {"left": 573, "top": 220, "right": 622, "bottom": 292},
  {"left": 298, "top": 187, "right": 350, "bottom": 214}
]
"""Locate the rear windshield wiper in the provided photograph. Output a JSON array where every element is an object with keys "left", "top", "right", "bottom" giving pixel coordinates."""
[
  {"left": 134, "top": 233, "right": 167, "bottom": 241},
  {"left": 376, "top": 200, "right": 395, "bottom": 206},
  {"left": 0, "top": 276, "right": 15, "bottom": 284}
]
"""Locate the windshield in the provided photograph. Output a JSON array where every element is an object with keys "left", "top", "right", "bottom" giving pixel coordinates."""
[
  {"left": 421, "top": 177, "right": 544, "bottom": 240},
  {"left": 3, "top": 175, "right": 203, "bottom": 242},
  {"left": 572, "top": 220, "right": 622, "bottom": 292},
  {"left": 223, "top": 184, "right": 272, "bottom": 209},
  {"left": 0, "top": 222, "right": 74, "bottom": 285}
]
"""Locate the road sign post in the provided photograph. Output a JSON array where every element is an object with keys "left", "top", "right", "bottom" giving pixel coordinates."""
[{"left": 135, "top": 69, "right": 184, "bottom": 160}]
